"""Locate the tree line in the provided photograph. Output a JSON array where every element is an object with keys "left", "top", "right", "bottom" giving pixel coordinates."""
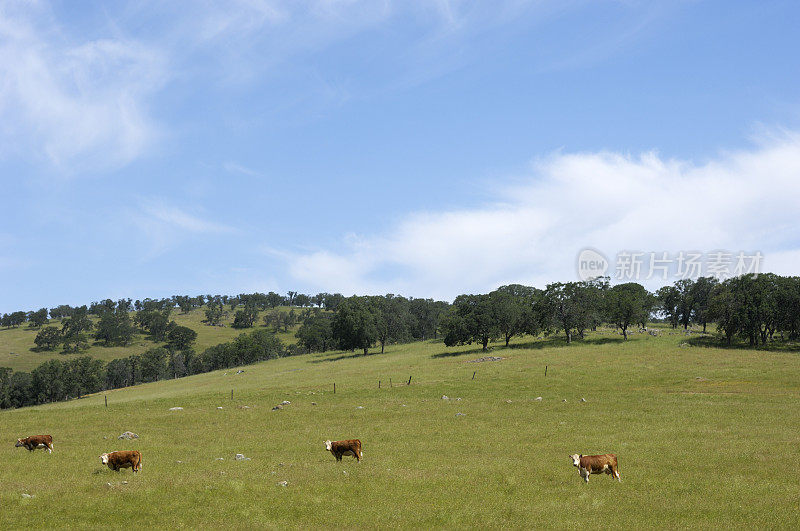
[
  {"left": 3, "top": 275, "right": 798, "bottom": 408},
  {"left": 0, "top": 327, "right": 288, "bottom": 409},
  {"left": 294, "top": 296, "right": 449, "bottom": 355}
]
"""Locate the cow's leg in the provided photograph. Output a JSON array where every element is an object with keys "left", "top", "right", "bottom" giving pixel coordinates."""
[
  {"left": 581, "top": 468, "right": 589, "bottom": 483},
  {"left": 613, "top": 465, "right": 621, "bottom": 481}
]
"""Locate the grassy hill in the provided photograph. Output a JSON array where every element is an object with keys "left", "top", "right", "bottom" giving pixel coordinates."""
[
  {"left": 0, "top": 306, "right": 302, "bottom": 372},
  {"left": 2, "top": 330, "right": 799, "bottom": 528}
]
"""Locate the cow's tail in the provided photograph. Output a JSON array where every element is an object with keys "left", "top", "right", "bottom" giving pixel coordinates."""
[{"left": 139, "top": 452, "right": 143, "bottom": 470}]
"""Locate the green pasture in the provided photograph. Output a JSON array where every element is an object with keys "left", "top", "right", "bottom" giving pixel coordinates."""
[{"left": 1, "top": 330, "right": 799, "bottom": 528}]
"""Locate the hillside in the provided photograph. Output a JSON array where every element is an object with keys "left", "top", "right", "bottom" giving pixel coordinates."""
[
  {"left": 2, "top": 331, "right": 799, "bottom": 528},
  {"left": 0, "top": 306, "right": 301, "bottom": 372}
]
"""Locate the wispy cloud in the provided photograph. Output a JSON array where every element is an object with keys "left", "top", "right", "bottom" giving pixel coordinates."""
[
  {"left": 281, "top": 132, "right": 800, "bottom": 299},
  {"left": 0, "top": 2, "right": 167, "bottom": 170},
  {"left": 130, "top": 198, "right": 235, "bottom": 259},
  {"left": 224, "top": 161, "right": 263, "bottom": 177}
]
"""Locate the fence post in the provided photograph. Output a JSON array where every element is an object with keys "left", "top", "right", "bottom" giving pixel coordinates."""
[
  {"left": 545, "top": 365, "right": 548, "bottom": 377},
  {"left": 472, "top": 371, "right": 476, "bottom": 380},
  {"left": 407, "top": 376, "right": 412, "bottom": 386},
  {"left": 334, "top": 382, "right": 336, "bottom": 394},
  {"left": 104, "top": 395, "right": 108, "bottom": 408}
]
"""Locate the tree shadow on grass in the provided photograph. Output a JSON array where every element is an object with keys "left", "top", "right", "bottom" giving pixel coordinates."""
[
  {"left": 686, "top": 334, "right": 800, "bottom": 352},
  {"left": 430, "top": 347, "right": 490, "bottom": 359},
  {"left": 430, "top": 335, "right": 628, "bottom": 359},
  {"left": 309, "top": 350, "right": 383, "bottom": 363}
]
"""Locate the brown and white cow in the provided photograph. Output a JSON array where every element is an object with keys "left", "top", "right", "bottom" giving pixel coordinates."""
[
  {"left": 100, "top": 450, "right": 142, "bottom": 472},
  {"left": 324, "top": 439, "right": 362, "bottom": 462},
  {"left": 15, "top": 435, "right": 53, "bottom": 453},
  {"left": 569, "top": 453, "right": 620, "bottom": 483}
]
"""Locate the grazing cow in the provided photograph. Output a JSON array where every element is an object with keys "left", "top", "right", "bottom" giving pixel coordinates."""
[
  {"left": 325, "top": 439, "right": 362, "bottom": 462},
  {"left": 15, "top": 435, "right": 53, "bottom": 453},
  {"left": 100, "top": 451, "right": 142, "bottom": 473},
  {"left": 569, "top": 454, "right": 620, "bottom": 483}
]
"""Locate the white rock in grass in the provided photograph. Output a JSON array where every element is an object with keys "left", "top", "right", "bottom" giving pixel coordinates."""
[
  {"left": 356, "top": 406, "right": 364, "bottom": 409},
  {"left": 217, "top": 407, "right": 223, "bottom": 410},
  {"left": 272, "top": 405, "right": 283, "bottom": 411},
  {"left": 455, "top": 412, "right": 466, "bottom": 417},
  {"left": 169, "top": 407, "right": 183, "bottom": 411},
  {"left": 535, "top": 397, "right": 543, "bottom": 401},
  {"left": 118, "top": 431, "right": 138, "bottom": 440},
  {"left": 281, "top": 401, "right": 291, "bottom": 405},
  {"left": 216, "top": 457, "right": 225, "bottom": 461},
  {"left": 441, "top": 395, "right": 449, "bottom": 400},
  {"left": 277, "top": 481, "right": 288, "bottom": 487},
  {"left": 235, "top": 454, "right": 250, "bottom": 461},
  {"left": 580, "top": 398, "right": 587, "bottom": 403},
  {"left": 562, "top": 399, "right": 567, "bottom": 403},
  {"left": 22, "top": 493, "right": 34, "bottom": 498}
]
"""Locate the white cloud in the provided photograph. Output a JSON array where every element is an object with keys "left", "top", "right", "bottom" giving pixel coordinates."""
[
  {"left": 0, "top": 2, "right": 166, "bottom": 170},
  {"left": 283, "top": 132, "right": 800, "bottom": 299}
]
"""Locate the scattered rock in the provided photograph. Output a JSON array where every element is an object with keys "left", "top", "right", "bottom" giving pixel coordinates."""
[
  {"left": 356, "top": 406, "right": 364, "bottom": 409},
  {"left": 280, "top": 400, "right": 291, "bottom": 405},
  {"left": 580, "top": 398, "right": 586, "bottom": 403},
  {"left": 21, "top": 493, "right": 34, "bottom": 498},
  {"left": 122, "top": 481, "right": 128, "bottom": 485},
  {"left": 169, "top": 407, "right": 184, "bottom": 411},
  {"left": 466, "top": 356, "right": 504, "bottom": 363},
  {"left": 441, "top": 395, "right": 449, "bottom": 400},
  {"left": 216, "top": 457, "right": 225, "bottom": 461},
  {"left": 118, "top": 431, "right": 138, "bottom": 440},
  {"left": 535, "top": 397, "right": 543, "bottom": 401},
  {"left": 342, "top": 470, "right": 348, "bottom": 476},
  {"left": 238, "top": 405, "right": 251, "bottom": 409},
  {"left": 455, "top": 412, "right": 466, "bottom": 417},
  {"left": 455, "top": 397, "right": 462, "bottom": 401},
  {"left": 236, "top": 370, "right": 245, "bottom": 374},
  {"left": 311, "top": 402, "right": 317, "bottom": 406},
  {"left": 505, "top": 400, "right": 512, "bottom": 404},
  {"left": 276, "top": 481, "right": 288, "bottom": 487},
  {"left": 176, "top": 460, "right": 183, "bottom": 464},
  {"left": 106, "top": 483, "right": 112, "bottom": 488},
  {"left": 695, "top": 377, "right": 708, "bottom": 382},
  {"left": 562, "top": 399, "right": 567, "bottom": 402},
  {"left": 235, "top": 454, "right": 250, "bottom": 461},
  {"left": 401, "top": 404, "right": 407, "bottom": 407},
  {"left": 217, "top": 407, "right": 223, "bottom": 410},
  {"left": 103, "top": 436, "right": 108, "bottom": 439},
  {"left": 272, "top": 405, "right": 283, "bottom": 411}
]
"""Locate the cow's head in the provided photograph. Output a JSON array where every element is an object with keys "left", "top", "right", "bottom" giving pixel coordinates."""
[
  {"left": 15, "top": 438, "right": 24, "bottom": 447},
  {"left": 324, "top": 440, "right": 332, "bottom": 451},
  {"left": 100, "top": 453, "right": 110, "bottom": 465},
  {"left": 569, "top": 454, "right": 582, "bottom": 467}
]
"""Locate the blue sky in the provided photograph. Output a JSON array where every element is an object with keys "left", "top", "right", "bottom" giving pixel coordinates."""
[{"left": 2, "top": 0, "right": 800, "bottom": 313}]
